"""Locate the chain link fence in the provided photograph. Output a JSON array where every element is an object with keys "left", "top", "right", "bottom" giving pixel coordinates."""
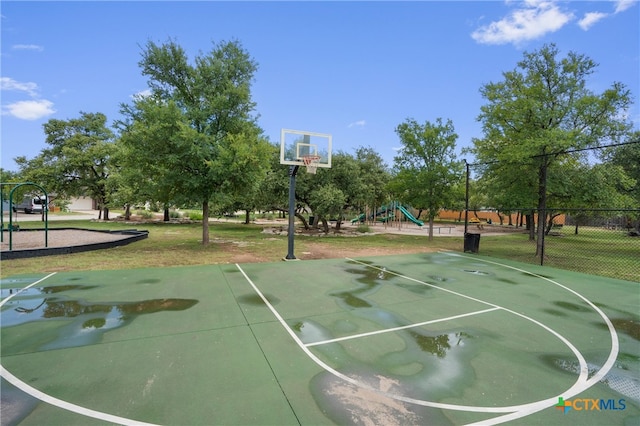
[
  {"left": 542, "top": 208, "right": 639, "bottom": 282},
  {"left": 462, "top": 142, "right": 639, "bottom": 282},
  {"left": 462, "top": 208, "right": 639, "bottom": 282}
]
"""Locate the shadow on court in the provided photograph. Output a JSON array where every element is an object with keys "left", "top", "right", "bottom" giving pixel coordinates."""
[{"left": 1, "top": 253, "right": 638, "bottom": 425}]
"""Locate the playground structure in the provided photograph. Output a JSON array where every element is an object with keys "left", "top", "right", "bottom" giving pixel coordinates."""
[
  {"left": 1, "top": 182, "right": 49, "bottom": 250},
  {"left": 352, "top": 202, "right": 424, "bottom": 227}
]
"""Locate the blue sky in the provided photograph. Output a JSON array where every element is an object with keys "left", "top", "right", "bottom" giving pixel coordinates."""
[{"left": 1, "top": 1, "right": 638, "bottom": 172}]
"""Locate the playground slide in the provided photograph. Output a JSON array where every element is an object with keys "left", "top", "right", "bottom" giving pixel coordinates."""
[
  {"left": 351, "top": 213, "right": 366, "bottom": 224},
  {"left": 398, "top": 205, "right": 424, "bottom": 226},
  {"left": 352, "top": 204, "right": 422, "bottom": 226}
]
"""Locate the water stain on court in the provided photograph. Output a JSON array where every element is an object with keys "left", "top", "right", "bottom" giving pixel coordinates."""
[
  {"left": 136, "top": 278, "right": 162, "bottom": 284},
  {"left": 1, "top": 284, "right": 96, "bottom": 299},
  {"left": 541, "top": 354, "right": 640, "bottom": 402},
  {"left": 541, "top": 308, "right": 568, "bottom": 317},
  {"left": 1, "top": 286, "right": 197, "bottom": 351},
  {"left": 593, "top": 317, "right": 640, "bottom": 341},
  {"left": 496, "top": 277, "right": 519, "bottom": 285},
  {"left": 552, "top": 301, "right": 591, "bottom": 312},
  {"left": 237, "top": 293, "right": 280, "bottom": 306}
]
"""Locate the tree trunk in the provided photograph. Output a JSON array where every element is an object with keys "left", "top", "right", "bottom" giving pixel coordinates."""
[
  {"left": 124, "top": 204, "right": 131, "bottom": 220},
  {"left": 294, "top": 212, "right": 309, "bottom": 229},
  {"left": 164, "top": 207, "right": 170, "bottom": 222},
  {"left": 428, "top": 217, "right": 434, "bottom": 241},
  {"left": 526, "top": 212, "right": 535, "bottom": 240},
  {"left": 320, "top": 218, "right": 329, "bottom": 234},
  {"left": 244, "top": 210, "right": 251, "bottom": 224},
  {"left": 103, "top": 207, "right": 109, "bottom": 221},
  {"left": 202, "top": 201, "right": 209, "bottom": 244}
]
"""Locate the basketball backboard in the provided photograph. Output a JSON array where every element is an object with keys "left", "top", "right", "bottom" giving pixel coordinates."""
[{"left": 280, "top": 129, "right": 332, "bottom": 169}]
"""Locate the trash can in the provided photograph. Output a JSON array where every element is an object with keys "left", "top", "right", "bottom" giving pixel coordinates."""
[
  {"left": 309, "top": 216, "right": 316, "bottom": 226},
  {"left": 464, "top": 233, "right": 480, "bottom": 253}
]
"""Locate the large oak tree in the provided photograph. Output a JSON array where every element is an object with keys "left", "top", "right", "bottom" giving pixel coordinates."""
[
  {"left": 136, "top": 39, "right": 263, "bottom": 243},
  {"left": 390, "top": 118, "right": 463, "bottom": 240},
  {"left": 16, "top": 112, "right": 115, "bottom": 219},
  {"left": 469, "top": 44, "right": 633, "bottom": 256}
]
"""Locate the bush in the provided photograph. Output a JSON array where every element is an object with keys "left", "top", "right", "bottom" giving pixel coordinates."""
[
  {"left": 53, "top": 199, "right": 71, "bottom": 212},
  {"left": 259, "top": 212, "right": 275, "bottom": 220},
  {"left": 356, "top": 224, "right": 371, "bottom": 233},
  {"left": 136, "top": 210, "right": 154, "bottom": 219},
  {"left": 187, "top": 211, "right": 203, "bottom": 221},
  {"left": 169, "top": 210, "right": 182, "bottom": 219}
]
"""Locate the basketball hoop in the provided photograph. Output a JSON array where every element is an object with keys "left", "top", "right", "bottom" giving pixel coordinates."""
[{"left": 302, "top": 155, "right": 322, "bottom": 174}]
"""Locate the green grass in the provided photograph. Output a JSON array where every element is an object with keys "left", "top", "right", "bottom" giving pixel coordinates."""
[
  {"left": 477, "top": 227, "right": 639, "bottom": 282},
  {"left": 1, "top": 220, "right": 637, "bottom": 282},
  {"left": 0, "top": 220, "right": 455, "bottom": 278}
]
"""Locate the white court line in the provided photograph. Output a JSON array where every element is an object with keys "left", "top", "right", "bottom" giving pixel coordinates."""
[
  {"left": 305, "top": 307, "right": 501, "bottom": 347},
  {"left": 0, "top": 272, "right": 57, "bottom": 308},
  {"left": 0, "top": 273, "right": 160, "bottom": 426},
  {"left": 346, "top": 257, "right": 590, "bottom": 386},
  {"left": 1, "top": 366, "right": 159, "bottom": 426},
  {"left": 236, "top": 256, "right": 618, "bottom": 421},
  {"left": 236, "top": 263, "right": 516, "bottom": 412},
  {"left": 442, "top": 252, "right": 620, "bottom": 425},
  {"left": 442, "top": 252, "right": 619, "bottom": 389},
  {"left": 346, "top": 257, "right": 503, "bottom": 310}
]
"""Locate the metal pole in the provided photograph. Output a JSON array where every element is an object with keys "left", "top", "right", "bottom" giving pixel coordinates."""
[
  {"left": 285, "top": 165, "right": 299, "bottom": 260},
  {"left": 44, "top": 197, "right": 48, "bottom": 247},
  {"left": 540, "top": 161, "right": 547, "bottom": 266},
  {"left": 464, "top": 160, "right": 470, "bottom": 235},
  {"left": 8, "top": 187, "right": 15, "bottom": 250}
]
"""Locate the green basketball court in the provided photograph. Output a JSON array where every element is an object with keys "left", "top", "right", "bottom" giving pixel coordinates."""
[{"left": 1, "top": 252, "right": 638, "bottom": 425}]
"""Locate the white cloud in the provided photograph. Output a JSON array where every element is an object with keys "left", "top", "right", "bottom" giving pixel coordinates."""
[
  {"left": 578, "top": 12, "right": 608, "bottom": 30},
  {"left": 471, "top": 0, "right": 573, "bottom": 45},
  {"left": 0, "top": 77, "right": 39, "bottom": 97},
  {"left": 131, "top": 89, "right": 152, "bottom": 99},
  {"left": 12, "top": 44, "right": 44, "bottom": 52},
  {"left": 614, "top": 0, "right": 636, "bottom": 13},
  {"left": 576, "top": 0, "right": 636, "bottom": 31},
  {"left": 348, "top": 120, "right": 366, "bottom": 128},
  {"left": 3, "top": 100, "right": 56, "bottom": 120}
]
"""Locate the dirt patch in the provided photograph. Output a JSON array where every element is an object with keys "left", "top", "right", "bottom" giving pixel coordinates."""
[{"left": 298, "top": 242, "right": 439, "bottom": 260}]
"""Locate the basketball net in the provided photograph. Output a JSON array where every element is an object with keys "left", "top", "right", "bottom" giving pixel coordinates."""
[{"left": 302, "top": 155, "right": 321, "bottom": 174}]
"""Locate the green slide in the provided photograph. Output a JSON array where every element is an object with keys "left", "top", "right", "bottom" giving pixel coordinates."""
[{"left": 398, "top": 205, "right": 424, "bottom": 226}]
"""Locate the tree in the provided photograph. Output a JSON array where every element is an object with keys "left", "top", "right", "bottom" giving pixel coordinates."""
[
  {"left": 0, "top": 169, "right": 20, "bottom": 183},
  {"left": 353, "top": 147, "right": 391, "bottom": 222},
  {"left": 292, "top": 150, "right": 389, "bottom": 234},
  {"left": 114, "top": 96, "right": 195, "bottom": 220},
  {"left": 138, "top": 39, "right": 260, "bottom": 243},
  {"left": 603, "top": 135, "right": 640, "bottom": 207},
  {"left": 470, "top": 44, "right": 633, "bottom": 255},
  {"left": 208, "top": 129, "right": 274, "bottom": 223},
  {"left": 391, "top": 118, "right": 463, "bottom": 240},
  {"left": 16, "top": 112, "right": 115, "bottom": 219},
  {"left": 254, "top": 146, "right": 291, "bottom": 216}
]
